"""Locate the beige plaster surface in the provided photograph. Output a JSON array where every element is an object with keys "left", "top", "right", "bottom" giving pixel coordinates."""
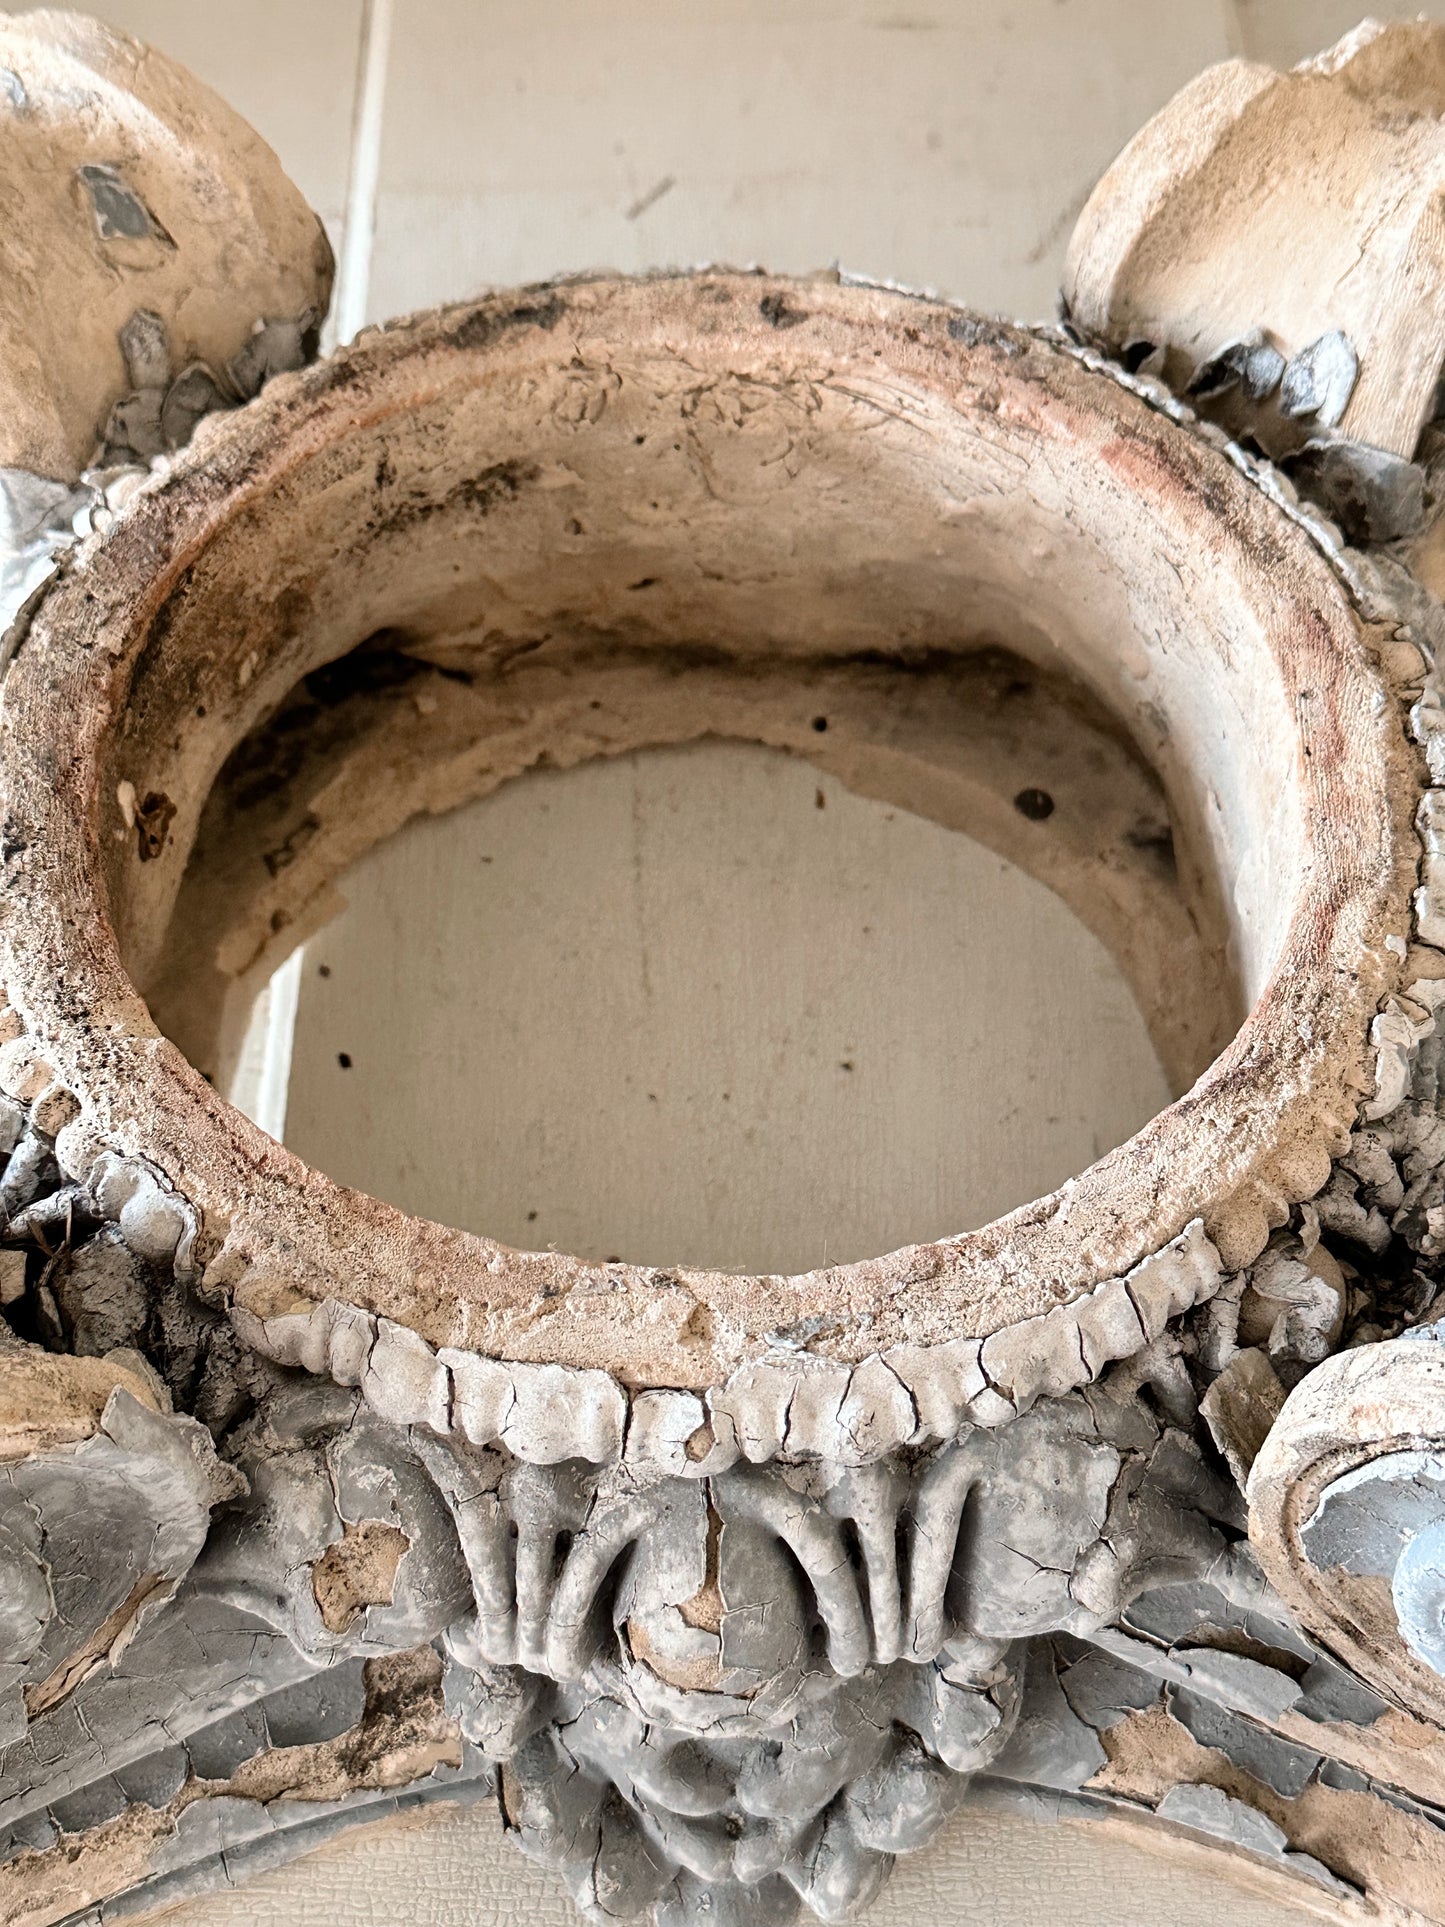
[
  {"left": 284, "top": 745, "right": 1171, "bottom": 1277},
  {"left": 152, "top": 1793, "right": 1324, "bottom": 1927},
  {"left": 40, "top": 1, "right": 1445, "bottom": 1922}
]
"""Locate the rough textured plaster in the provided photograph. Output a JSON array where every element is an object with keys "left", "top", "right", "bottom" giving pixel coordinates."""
[
  {"left": 0, "top": 9, "right": 331, "bottom": 481},
  {"left": 7, "top": 279, "right": 1407, "bottom": 1383},
  {"left": 14, "top": 7, "right": 1445, "bottom": 1919},
  {"left": 1064, "top": 17, "right": 1445, "bottom": 474},
  {"left": 5, "top": 272, "right": 1444, "bottom": 1924},
  {"left": 87, "top": 1, "right": 364, "bottom": 245}
]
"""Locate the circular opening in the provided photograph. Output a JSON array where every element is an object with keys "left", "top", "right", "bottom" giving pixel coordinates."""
[
  {"left": 270, "top": 740, "right": 1171, "bottom": 1274},
  {"left": 0, "top": 276, "right": 1409, "bottom": 1378}
]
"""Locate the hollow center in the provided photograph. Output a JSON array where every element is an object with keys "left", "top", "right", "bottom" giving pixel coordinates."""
[
  {"left": 262, "top": 740, "right": 1168, "bottom": 1274},
  {"left": 72, "top": 285, "right": 1372, "bottom": 1318}
]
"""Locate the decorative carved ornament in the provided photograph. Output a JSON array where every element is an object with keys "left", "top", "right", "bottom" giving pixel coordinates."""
[{"left": 5, "top": 12, "right": 1445, "bottom": 1926}]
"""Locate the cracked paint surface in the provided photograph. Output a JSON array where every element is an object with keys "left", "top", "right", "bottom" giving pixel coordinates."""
[{"left": 0, "top": 14, "right": 1443, "bottom": 1912}]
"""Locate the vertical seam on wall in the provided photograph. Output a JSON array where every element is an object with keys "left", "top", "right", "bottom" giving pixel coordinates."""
[
  {"left": 334, "top": 0, "right": 396, "bottom": 343},
  {"left": 1222, "top": 0, "right": 1254, "bottom": 60},
  {"left": 251, "top": 0, "right": 395, "bottom": 1141}
]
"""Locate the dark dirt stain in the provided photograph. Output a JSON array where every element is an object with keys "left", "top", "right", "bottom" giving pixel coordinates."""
[
  {"left": 1100, "top": 426, "right": 1234, "bottom": 528},
  {"left": 305, "top": 630, "right": 425, "bottom": 708},
  {"left": 946, "top": 314, "right": 1026, "bottom": 357},
  {"left": 759, "top": 292, "right": 808, "bottom": 330},
  {"left": 135, "top": 790, "right": 177, "bottom": 862},
  {"left": 263, "top": 813, "right": 320, "bottom": 878},
  {"left": 1125, "top": 820, "right": 1177, "bottom": 876},
  {"left": 448, "top": 293, "right": 566, "bottom": 354},
  {"left": 371, "top": 460, "right": 539, "bottom": 540}
]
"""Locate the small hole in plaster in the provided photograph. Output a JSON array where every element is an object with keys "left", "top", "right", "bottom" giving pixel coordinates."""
[
  {"left": 1013, "top": 787, "right": 1055, "bottom": 821},
  {"left": 337, "top": 1052, "right": 353, "bottom": 1069}
]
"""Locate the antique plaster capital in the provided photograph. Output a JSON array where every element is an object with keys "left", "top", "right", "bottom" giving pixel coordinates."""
[{"left": 6, "top": 13, "right": 1445, "bottom": 1927}]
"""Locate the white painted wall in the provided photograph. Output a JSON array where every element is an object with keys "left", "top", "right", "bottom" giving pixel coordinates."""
[
  {"left": 284, "top": 746, "right": 1170, "bottom": 1275},
  {"left": 35, "top": 2, "right": 1445, "bottom": 1921}
]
